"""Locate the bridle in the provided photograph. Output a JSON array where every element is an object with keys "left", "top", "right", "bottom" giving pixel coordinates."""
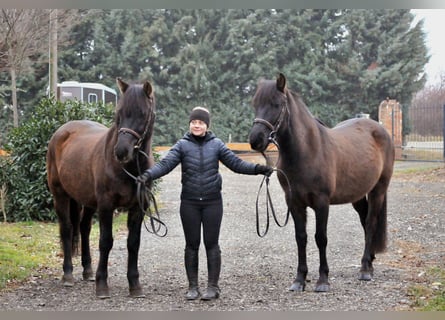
[
  {"left": 252, "top": 96, "right": 289, "bottom": 149},
  {"left": 117, "top": 106, "right": 167, "bottom": 237},
  {"left": 252, "top": 95, "right": 291, "bottom": 237},
  {"left": 117, "top": 108, "right": 156, "bottom": 149}
]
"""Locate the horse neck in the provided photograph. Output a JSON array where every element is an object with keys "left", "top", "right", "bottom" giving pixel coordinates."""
[{"left": 277, "top": 93, "right": 323, "bottom": 160}]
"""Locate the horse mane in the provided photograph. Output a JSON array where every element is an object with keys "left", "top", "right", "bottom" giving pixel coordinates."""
[
  {"left": 287, "top": 88, "right": 329, "bottom": 128},
  {"left": 254, "top": 78, "right": 328, "bottom": 128}
]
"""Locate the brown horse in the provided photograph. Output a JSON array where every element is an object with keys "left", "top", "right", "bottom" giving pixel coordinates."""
[
  {"left": 46, "top": 78, "right": 156, "bottom": 298},
  {"left": 249, "top": 73, "right": 394, "bottom": 292}
]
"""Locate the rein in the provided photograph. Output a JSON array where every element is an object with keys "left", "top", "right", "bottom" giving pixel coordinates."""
[{"left": 121, "top": 148, "right": 168, "bottom": 238}]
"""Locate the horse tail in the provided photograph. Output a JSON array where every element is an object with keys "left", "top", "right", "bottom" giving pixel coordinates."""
[
  {"left": 372, "top": 193, "right": 387, "bottom": 254},
  {"left": 70, "top": 199, "right": 81, "bottom": 256}
]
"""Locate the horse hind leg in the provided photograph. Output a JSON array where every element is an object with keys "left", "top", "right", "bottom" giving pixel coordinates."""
[
  {"left": 55, "top": 196, "right": 80, "bottom": 287},
  {"left": 80, "top": 206, "right": 95, "bottom": 281},
  {"left": 353, "top": 197, "right": 373, "bottom": 280},
  {"left": 355, "top": 190, "right": 387, "bottom": 281}
]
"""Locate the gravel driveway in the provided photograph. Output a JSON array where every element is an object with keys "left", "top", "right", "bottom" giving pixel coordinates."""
[{"left": 0, "top": 161, "right": 444, "bottom": 311}]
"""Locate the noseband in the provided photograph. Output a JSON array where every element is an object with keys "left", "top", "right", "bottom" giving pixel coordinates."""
[{"left": 253, "top": 98, "right": 288, "bottom": 148}]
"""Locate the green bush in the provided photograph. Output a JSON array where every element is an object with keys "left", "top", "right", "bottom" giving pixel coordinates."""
[{"left": 0, "top": 97, "right": 114, "bottom": 222}]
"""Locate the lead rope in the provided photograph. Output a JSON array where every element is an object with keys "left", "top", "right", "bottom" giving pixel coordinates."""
[
  {"left": 122, "top": 149, "right": 167, "bottom": 237},
  {"left": 255, "top": 141, "right": 291, "bottom": 238}
]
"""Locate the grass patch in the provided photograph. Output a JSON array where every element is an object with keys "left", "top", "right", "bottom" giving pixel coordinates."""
[
  {"left": 408, "top": 267, "right": 445, "bottom": 311},
  {"left": 0, "top": 212, "right": 128, "bottom": 290},
  {"left": 0, "top": 221, "right": 60, "bottom": 289}
]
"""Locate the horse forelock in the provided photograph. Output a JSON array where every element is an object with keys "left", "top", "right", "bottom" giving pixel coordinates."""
[
  {"left": 253, "top": 79, "right": 285, "bottom": 109},
  {"left": 117, "top": 84, "right": 155, "bottom": 116}
]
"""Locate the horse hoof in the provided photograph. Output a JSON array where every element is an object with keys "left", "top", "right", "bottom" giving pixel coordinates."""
[
  {"left": 129, "top": 288, "right": 146, "bottom": 298},
  {"left": 289, "top": 281, "right": 305, "bottom": 292},
  {"left": 314, "top": 283, "right": 330, "bottom": 292},
  {"left": 96, "top": 288, "right": 111, "bottom": 299},
  {"left": 61, "top": 275, "right": 75, "bottom": 287},
  {"left": 359, "top": 272, "right": 372, "bottom": 281},
  {"left": 83, "top": 272, "right": 95, "bottom": 282}
]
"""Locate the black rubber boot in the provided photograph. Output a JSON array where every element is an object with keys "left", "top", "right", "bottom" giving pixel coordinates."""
[
  {"left": 184, "top": 247, "right": 200, "bottom": 300},
  {"left": 201, "top": 246, "right": 221, "bottom": 301}
]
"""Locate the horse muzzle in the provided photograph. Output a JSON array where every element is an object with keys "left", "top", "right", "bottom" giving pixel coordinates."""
[
  {"left": 249, "top": 127, "right": 269, "bottom": 152},
  {"left": 114, "top": 142, "right": 135, "bottom": 164}
]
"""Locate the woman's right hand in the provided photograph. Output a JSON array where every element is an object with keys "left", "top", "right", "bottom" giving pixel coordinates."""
[{"left": 136, "top": 171, "right": 152, "bottom": 185}]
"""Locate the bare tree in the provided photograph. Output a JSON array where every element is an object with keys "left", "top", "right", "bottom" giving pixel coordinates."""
[
  {"left": 0, "top": 9, "right": 49, "bottom": 127},
  {"left": 411, "top": 76, "right": 445, "bottom": 137},
  {"left": 0, "top": 9, "right": 81, "bottom": 127}
]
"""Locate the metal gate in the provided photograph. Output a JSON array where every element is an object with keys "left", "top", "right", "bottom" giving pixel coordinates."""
[
  {"left": 401, "top": 104, "right": 444, "bottom": 162},
  {"left": 379, "top": 100, "right": 444, "bottom": 162}
]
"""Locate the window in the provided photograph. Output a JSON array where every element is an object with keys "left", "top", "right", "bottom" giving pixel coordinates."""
[{"left": 88, "top": 93, "right": 98, "bottom": 103}]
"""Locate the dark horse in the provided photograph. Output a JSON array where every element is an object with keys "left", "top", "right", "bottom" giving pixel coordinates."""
[
  {"left": 46, "top": 78, "right": 155, "bottom": 298},
  {"left": 249, "top": 73, "right": 394, "bottom": 292}
]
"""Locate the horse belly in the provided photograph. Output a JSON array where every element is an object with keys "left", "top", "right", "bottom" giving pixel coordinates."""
[
  {"left": 330, "top": 175, "right": 378, "bottom": 204},
  {"left": 330, "top": 122, "right": 386, "bottom": 204}
]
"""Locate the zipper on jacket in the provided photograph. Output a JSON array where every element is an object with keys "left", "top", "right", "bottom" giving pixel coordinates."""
[{"left": 199, "top": 143, "right": 204, "bottom": 200}]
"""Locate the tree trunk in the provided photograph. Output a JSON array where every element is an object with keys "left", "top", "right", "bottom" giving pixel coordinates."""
[
  {"left": 49, "top": 9, "right": 58, "bottom": 97},
  {"left": 10, "top": 66, "right": 19, "bottom": 128}
]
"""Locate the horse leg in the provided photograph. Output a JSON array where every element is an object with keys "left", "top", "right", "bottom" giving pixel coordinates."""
[
  {"left": 95, "top": 209, "right": 114, "bottom": 298},
  {"left": 289, "top": 207, "right": 308, "bottom": 292},
  {"left": 352, "top": 196, "right": 368, "bottom": 231},
  {"left": 359, "top": 188, "right": 388, "bottom": 281},
  {"left": 80, "top": 206, "right": 95, "bottom": 281},
  {"left": 352, "top": 196, "right": 375, "bottom": 279},
  {"left": 55, "top": 195, "right": 76, "bottom": 287},
  {"left": 313, "top": 202, "right": 330, "bottom": 292},
  {"left": 126, "top": 207, "right": 145, "bottom": 298}
]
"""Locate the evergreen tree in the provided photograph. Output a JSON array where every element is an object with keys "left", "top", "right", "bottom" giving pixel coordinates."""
[{"left": 2, "top": 9, "right": 429, "bottom": 147}]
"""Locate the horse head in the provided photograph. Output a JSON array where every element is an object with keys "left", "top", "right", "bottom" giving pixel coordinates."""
[
  {"left": 114, "top": 78, "right": 156, "bottom": 164},
  {"left": 249, "top": 73, "right": 288, "bottom": 152}
]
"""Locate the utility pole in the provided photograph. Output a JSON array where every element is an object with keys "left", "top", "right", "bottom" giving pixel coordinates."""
[{"left": 49, "top": 9, "right": 58, "bottom": 97}]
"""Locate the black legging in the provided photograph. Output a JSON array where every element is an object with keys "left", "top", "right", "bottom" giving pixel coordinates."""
[{"left": 180, "top": 198, "right": 223, "bottom": 251}]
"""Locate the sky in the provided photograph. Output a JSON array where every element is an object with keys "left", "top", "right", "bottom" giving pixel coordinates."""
[{"left": 411, "top": 9, "right": 445, "bottom": 85}]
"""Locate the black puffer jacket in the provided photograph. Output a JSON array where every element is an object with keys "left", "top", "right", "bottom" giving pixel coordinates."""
[{"left": 147, "top": 132, "right": 259, "bottom": 201}]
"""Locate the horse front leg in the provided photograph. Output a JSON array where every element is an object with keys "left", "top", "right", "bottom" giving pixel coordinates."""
[
  {"left": 313, "top": 202, "right": 330, "bottom": 292},
  {"left": 126, "top": 207, "right": 145, "bottom": 298},
  {"left": 289, "top": 207, "right": 308, "bottom": 292},
  {"left": 80, "top": 207, "right": 95, "bottom": 281},
  {"left": 95, "top": 209, "right": 114, "bottom": 299}
]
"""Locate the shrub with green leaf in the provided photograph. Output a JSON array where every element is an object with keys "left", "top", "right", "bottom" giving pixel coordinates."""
[{"left": 0, "top": 97, "right": 114, "bottom": 222}]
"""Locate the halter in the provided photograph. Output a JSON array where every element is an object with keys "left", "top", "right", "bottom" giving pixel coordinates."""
[{"left": 252, "top": 97, "right": 289, "bottom": 148}]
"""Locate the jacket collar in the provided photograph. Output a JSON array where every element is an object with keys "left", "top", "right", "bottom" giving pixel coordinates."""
[{"left": 184, "top": 131, "right": 215, "bottom": 143}]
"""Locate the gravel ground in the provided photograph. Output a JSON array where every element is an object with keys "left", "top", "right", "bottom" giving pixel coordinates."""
[{"left": 0, "top": 161, "right": 444, "bottom": 311}]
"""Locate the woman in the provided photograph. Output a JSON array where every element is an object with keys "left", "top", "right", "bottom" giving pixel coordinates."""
[{"left": 137, "top": 106, "right": 272, "bottom": 301}]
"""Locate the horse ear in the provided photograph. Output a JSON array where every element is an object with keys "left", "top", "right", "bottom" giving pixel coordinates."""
[
  {"left": 276, "top": 73, "right": 287, "bottom": 93},
  {"left": 143, "top": 81, "right": 154, "bottom": 98},
  {"left": 116, "top": 77, "right": 129, "bottom": 94}
]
